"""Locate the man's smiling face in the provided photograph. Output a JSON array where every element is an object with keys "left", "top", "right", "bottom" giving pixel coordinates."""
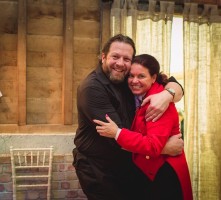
[{"left": 101, "top": 41, "right": 134, "bottom": 84}]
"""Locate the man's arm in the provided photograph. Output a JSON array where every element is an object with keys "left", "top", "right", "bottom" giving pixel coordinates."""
[
  {"left": 142, "top": 81, "right": 183, "bottom": 122},
  {"left": 145, "top": 133, "right": 184, "bottom": 159},
  {"left": 165, "top": 81, "right": 183, "bottom": 103},
  {"left": 161, "top": 133, "right": 184, "bottom": 155},
  {"left": 77, "top": 83, "right": 124, "bottom": 151}
]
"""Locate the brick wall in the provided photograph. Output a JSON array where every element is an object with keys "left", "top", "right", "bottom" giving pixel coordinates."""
[{"left": 0, "top": 154, "right": 87, "bottom": 200}]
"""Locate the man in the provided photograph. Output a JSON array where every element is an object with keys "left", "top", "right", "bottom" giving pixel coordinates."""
[{"left": 73, "top": 34, "right": 184, "bottom": 200}]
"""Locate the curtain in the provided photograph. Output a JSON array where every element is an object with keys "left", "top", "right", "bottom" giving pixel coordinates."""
[
  {"left": 110, "top": 0, "right": 174, "bottom": 75},
  {"left": 109, "top": 1, "right": 221, "bottom": 199},
  {"left": 183, "top": 3, "right": 221, "bottom": 200}
]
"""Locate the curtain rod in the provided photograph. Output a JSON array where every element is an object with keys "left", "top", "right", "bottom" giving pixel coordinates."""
[
  {"left": 101, "top": 0, "right": 221, "bottom": 9},
  {"left": 139, "top": 0, "right": 219, "bottom": 7}
]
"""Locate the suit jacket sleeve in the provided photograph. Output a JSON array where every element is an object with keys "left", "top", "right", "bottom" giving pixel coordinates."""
[
  {"left": 169, "top": 76, "right": 184, "bottom": 94},
  {"left": 77, "top": 81, "right": 125, "bottom": 151},
  {"left": 78, "top": 83, "right": 123, "bottom": 127}
]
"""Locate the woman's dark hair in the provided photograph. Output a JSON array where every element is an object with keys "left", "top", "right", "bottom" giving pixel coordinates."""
[
  {"left": 100, "top": 34, "right": 136, "bottom": 63},
  {"left": 132, "top": 54, "right": 168, "bottom": 86}
]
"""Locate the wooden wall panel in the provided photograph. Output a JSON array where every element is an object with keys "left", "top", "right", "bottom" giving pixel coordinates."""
[
  {"left": 0, "top": 55, "right": 18, "bottom": 124},
  {"left": 28, "top": 18, "right": 63, "bottom": 36},
  {"left": 0, "top": 81, "right": 17, "bottom": 99},
  {"left": 27, "top": 98, "right": 61, "bottom": 113},
  {"left": 74, "top": 38, "right": 100, "bottom": 54},
  {"left": 27, "top": 35, "right": 63, "bottom": 52},
  {"left": 26, "top": 79, "right": 62, "bottom": 123},
  {"left": 27, "top": 67, "right": 62, "bottom": 81},
  {"left": 74, "top": 0, "right": 100, "bottom": 8},
  {"left": 0, "top": 0, "right": 102, "bottom": 130},
  {"left": 0, "top": 51, "right": 17, "bottom": 66},
  {"left": 73, "top": 9, "right": 100, "bottom": 22},
  {"left": 28, "top": 81, "right": 61, "bottom": 100},
  {"left": 27, "top": 1, "right": 63, "bottom": 35},
  {"left": 27, "top": 113, "right": 62, "bottom": 124},
  {"left": 27, "top": 95, "right": 62, "bottom": 124},
  {"left": 0, "top": 0, "right": 18, "bottom": 125},
  {"left": 0, "top": 109, "right": 17, "bottom": 123},
  {"left": 73, "top": 53, "right": 98, "bottom": 82},
  {"left": 0, "top": 66, "right": 17, "bottom": 80},
  {"left": 73, "top": 21, "right": 100, "bottom": 38},
  {"left": 27, "top": 0, "right": 62, "bottom": 5},
  {"left": 17, "top": 0, "right": 27, "bottom": 125},
  {"left": 0, "top": 1, "right": 17, "bottom": 34},
  {"left": 73, "top": 5, "right": 100, "bottom": 21},
  {"left": 0, "top": 80, "right": 18, "bottom": 123},
  {"left": 26, "top": 0, "right": 63, "bottom": 124},
  {"left": 27, "top": 4, "right": 63, "bottom": 18},
  {"left": 0, "top": 79, "right": 17, "bottom": 97},
  {"left": 27, "top": 52, "right": 62, "bottom": 68},
  {"left": 0, "top": 34, "right": 17, "bottom": 50}
]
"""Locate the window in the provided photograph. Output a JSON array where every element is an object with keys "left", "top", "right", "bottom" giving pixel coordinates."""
[
  {"left": 170, "top": 16, "right": 184, "bottom": 132},
  {"left": 170, "top": 17, "right": 184, "bottom": 109}
]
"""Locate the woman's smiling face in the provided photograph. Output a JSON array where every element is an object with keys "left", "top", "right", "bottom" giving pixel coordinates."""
[{"left": 128, "top": 63, "right": 156, "bottom": 96}]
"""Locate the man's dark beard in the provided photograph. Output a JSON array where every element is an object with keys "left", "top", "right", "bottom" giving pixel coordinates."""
[
  {"left": 102, "top": 64, "right": 126, "bottom": 84},
  {"left": 109, "top": 73, "right": 125, "bottom": 84}
]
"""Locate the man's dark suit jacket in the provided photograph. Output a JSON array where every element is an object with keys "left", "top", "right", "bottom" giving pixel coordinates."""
[{"left": 75, "top": 64, "right": 135, "bottom": 159}]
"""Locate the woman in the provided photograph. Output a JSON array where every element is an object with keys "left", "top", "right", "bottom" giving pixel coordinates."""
[{"left": 94, "top": 54, "right": 193, "bottom": 200}]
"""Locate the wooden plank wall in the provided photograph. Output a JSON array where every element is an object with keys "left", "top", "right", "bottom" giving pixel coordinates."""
[
  {"left": 26, "top": 0, "right": 64, "bottom": 125},
  {"left": 0, "top": 0, "right": 101, "bottom": 132},
  {"left": 72, "top": 0, "right": 100, "bottom": 124},
  {"left": 0, "top": 0, "right": 18, "bottom": 124}
]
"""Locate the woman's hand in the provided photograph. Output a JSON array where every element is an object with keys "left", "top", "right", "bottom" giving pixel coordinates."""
[{"left": 93, "top": 114, "right": 119, "bottom": 138}]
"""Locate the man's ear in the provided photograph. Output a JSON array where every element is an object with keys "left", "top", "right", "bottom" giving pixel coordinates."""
[{"left": 101, "top": 53, "right": 106, "bottom": 63}]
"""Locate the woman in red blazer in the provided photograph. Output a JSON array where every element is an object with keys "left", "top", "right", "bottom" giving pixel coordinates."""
[{"left": 94, "top": 54, "right": 193, "bottom": 200}]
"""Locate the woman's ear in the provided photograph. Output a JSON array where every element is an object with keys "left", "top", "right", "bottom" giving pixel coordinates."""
[{"left": 152, "top": 74, "right": 157, "bottom": 83}]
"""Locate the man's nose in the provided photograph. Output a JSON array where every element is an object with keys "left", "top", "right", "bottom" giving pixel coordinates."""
[{"left": 116, "top": 57, "right": 124, "bottom": 65}]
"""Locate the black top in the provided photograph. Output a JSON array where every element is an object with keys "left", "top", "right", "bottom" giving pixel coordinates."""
[{"left": 74, "top": 64, "right": 135, "bottom": 165}]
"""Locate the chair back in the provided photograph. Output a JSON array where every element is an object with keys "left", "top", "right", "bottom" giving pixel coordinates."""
[{"left": 10, "top": 146, "right": 53, "bottom": 200}]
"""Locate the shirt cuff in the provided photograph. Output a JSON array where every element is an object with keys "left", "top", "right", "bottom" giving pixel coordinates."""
[{"left": 115, "top": 128, "right": 122, "bottom": 140}]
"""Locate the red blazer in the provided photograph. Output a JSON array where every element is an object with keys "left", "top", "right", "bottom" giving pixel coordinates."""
[{"left": 117, "top": 82, "right": 193, "bottom": 200}]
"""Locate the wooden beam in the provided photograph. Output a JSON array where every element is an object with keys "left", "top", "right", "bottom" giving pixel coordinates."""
[
  {"left": 0, "top": 124, "right": 77, "bottom": 133},
  {"left": 62, "top": 0, "right": 74, "bottom": 125},
  {"left": 100, "top": 1, "right": 112, "bottom": 52},
  {"left": 17, "top": 0, "right": 27, "bottom": 125}
]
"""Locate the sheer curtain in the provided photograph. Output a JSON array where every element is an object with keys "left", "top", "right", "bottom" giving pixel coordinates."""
[
  {"left": 110, "top": 0, "right": 174, "bottom": 74},
  {"left": 109, "top": 1, "right": 221, "bottom": 199},
  {"left": 183, "top": 3, "right": 221, "bottom": 200}
]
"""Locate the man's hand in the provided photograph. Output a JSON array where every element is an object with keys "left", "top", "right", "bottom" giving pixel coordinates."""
[
  {"left": 141, "top": 90, "right": 172, "bottom": 122},
  {"left": 161, "top": 133, "right": 184, "bottom": 156}
]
